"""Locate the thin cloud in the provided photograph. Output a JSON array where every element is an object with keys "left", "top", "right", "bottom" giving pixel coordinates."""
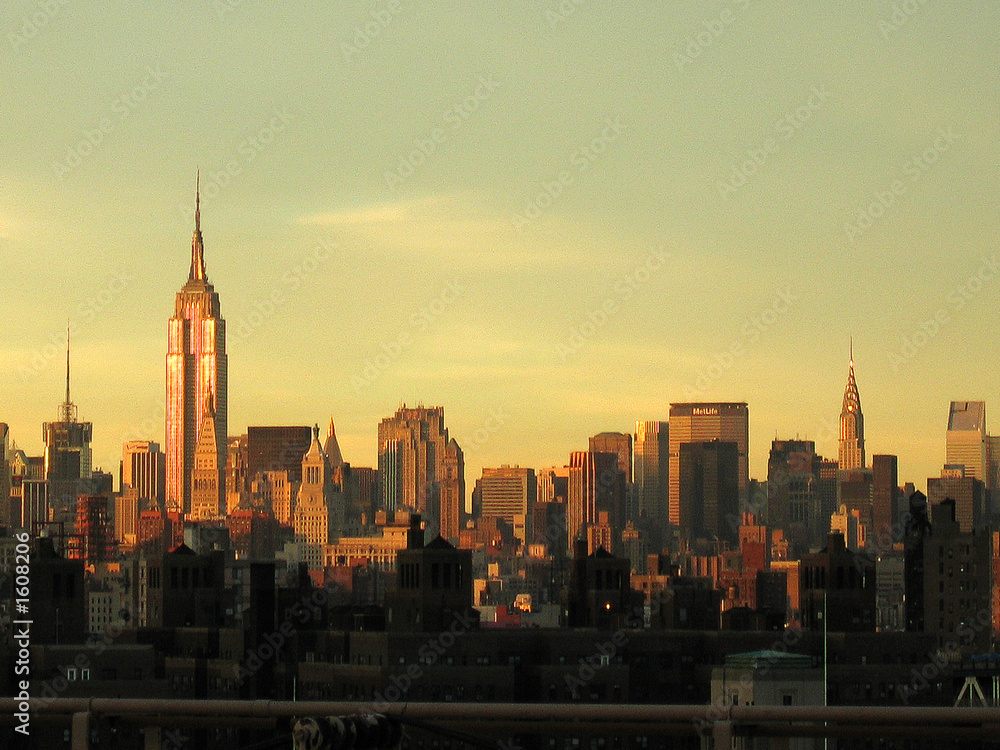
[{"left": 298, "top": 193, "right": 618, "bottom": 271}]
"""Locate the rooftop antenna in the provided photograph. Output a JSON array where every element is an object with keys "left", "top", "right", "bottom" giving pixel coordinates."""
[{"left": 59, "top": 323, "right": 78, "bottom": 423}]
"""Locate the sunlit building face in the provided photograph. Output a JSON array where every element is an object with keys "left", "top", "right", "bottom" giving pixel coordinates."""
[{"left": 165, "top": 182, "right": 227, "bottom": 515}]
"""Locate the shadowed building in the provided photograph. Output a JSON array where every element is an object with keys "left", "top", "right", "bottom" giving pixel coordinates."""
[
  {"left": 800, "top": 532, "right": 876, "bottom": 633},
  {"left": 247, "top": 426, "right": 311, "bottom": 484},
  {"left": 567, "top": 451, "right": 623, "bottom": 554},
  {"left": 928, "top": 471, "right": 986, "bottom": 533},
  {"left": 138, "top": 543, "right": 229, "bottom": 628},
  {"left": 679, "top": 440, "right": 739, "bottom": 545},
  {"left": 30, "top": 536, "right": 86, "bottom": 644},
  {"left": 909, "top": 498, "right": 994, "bottom": 652},
  {"left": 589, "top": 432, "right": 633, "bottom": 483},
  {"left": 69, "top": 495, "right": 114, "bottom": 566},
  {"left": 872, "top": 454, "right": 899, "bottom": 536},
  {"left": 669, "top": 403, "right": 749, "bottom": 527},
  {"left": 564, "top": 538, "right": 642, "bottom": 629},
  {"left": 43, "top": 336, "right": 93, "bottom": 522},
  {"left": 766, "top": 439, "right": 836, "bottom": 554},
  {"left": 634, "top": 420, "right": 668, "bottom": 524},
  {"left": 387, "top": 515, "right": 477, "bottom": 633}
]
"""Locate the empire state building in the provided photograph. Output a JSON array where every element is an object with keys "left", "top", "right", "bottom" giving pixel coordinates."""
[{"left": 165, "top": 179, "right": 228, "bottom": 515}]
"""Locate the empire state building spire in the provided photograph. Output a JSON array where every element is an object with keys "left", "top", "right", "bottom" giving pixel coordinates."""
[
  {"left": 189, "top": 170, "right": 207, "bottom": 283},
  {"left": 838, "top": 341, "right": 865, "bottom": 470}
]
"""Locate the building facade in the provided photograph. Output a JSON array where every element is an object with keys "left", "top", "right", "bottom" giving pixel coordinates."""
[
  {"left": 634, "top": 420, "right": 668, "bottom": 523},
  {"left": 477, "top": 465, "right": 536, "bottom": 527},
  {"left": 376, "top": 405, "right": 464, "bottom": 542},
  {"left": 838, "top": 350, "right": 865, "bottom": 471},
  {"left": 121, "top": 441, "right": 166, "bottom": 510},
  {"left": 668, "top": 403, "right": 749, "bottom": 526},
  {"left": 165, "top": 181, "right": 228, "bottom": 514}
]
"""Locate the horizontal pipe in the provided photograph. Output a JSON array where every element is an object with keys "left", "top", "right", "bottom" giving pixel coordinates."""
[{"left": 7, "top": 699, "right": 1000, "bottom": 732}]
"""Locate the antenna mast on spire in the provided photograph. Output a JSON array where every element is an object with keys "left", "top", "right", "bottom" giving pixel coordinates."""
[
  {"left": 188, "top": 171, "right": 207, "bottom": 282},
  {"left": 60, "top": 324, "right": 78, "bottom": 423}
]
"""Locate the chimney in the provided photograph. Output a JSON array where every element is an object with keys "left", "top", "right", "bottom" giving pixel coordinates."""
[{"left": 408, "top": 514, "right": 424, "bottom": 549}]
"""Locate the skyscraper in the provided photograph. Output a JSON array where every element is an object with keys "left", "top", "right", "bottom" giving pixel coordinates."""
[
  {"left": 293, "top": 424, "right": 341, "bottom": 569},
  {"left": 165, "top": 178, "right": 228, "bottom": 514},
  {"left": 246, "top": 426, "right": 312, "bottom": 484},
  {"left": 120, "top": 441, "right": 166, "bottom": 508},
  {"left": 0, "top": 424, "right": 10, "bottom": 527},
  {"left": 43, "top": 333, "right": 93, "bottom": 519},
  {"left": 668, "top": 403, "right": 749, "bottom": 526},
  {"left": 567, "top": 450, "right": 623, "bottom": 553},
  {"left": 477, "top": 465, "right": 537, "bottom": 525},
  {"left": 871, "top": 454, "right": 899, "bottom": 535},
  {"left": 589, "top": 432, "right": 633, "bottom": 483},
  {"left": 946, "top": 401, "right": 987, "bottom": 484},
  {"left": 838, "top": 347, "right": 865, "bottom": 471},
  {"left": 377, "top": 405, "right": 465, "bottom": 541},
  {"left": 634, "top": 420, "right": 668, "bottom": 523},
  {"left": 679, "top": 440, "right": 739, "bottom": 544}
]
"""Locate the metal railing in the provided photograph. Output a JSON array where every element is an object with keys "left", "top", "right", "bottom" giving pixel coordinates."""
[{"left": 5, "top": 698, "right": 1000, "bottom": 748}]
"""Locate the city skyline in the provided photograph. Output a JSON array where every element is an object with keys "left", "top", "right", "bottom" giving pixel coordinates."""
[{"left": 4, "top": 3, "right": 999, "bottom": 495}]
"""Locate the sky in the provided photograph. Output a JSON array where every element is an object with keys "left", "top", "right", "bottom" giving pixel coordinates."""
[{"left": 3, "top": 1, "right": 999, "bottom": 498}]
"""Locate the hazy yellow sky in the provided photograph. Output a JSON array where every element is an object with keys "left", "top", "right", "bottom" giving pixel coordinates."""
[{"left": 3, "top": 2, "right": 999, "bottom": 495}]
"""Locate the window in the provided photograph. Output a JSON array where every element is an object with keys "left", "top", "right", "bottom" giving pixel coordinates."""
[
  {"left": 66, "top": 668, "right": 77, "bottom": 681},
  {"left": 81, "top": 669, "right": 90, "bottom": 681}
]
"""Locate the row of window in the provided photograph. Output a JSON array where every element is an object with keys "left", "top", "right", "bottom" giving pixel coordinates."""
[{"left": 398, "top": 561, "right": 466, "bottom": 590}]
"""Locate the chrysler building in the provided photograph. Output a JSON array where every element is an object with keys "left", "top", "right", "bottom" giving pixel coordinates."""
[
  {"left": 165, "top": 177, "right": 228, "bottom": 515},
  {"left": 838, "top": 344, "right": 865, "bottom": 471}
]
